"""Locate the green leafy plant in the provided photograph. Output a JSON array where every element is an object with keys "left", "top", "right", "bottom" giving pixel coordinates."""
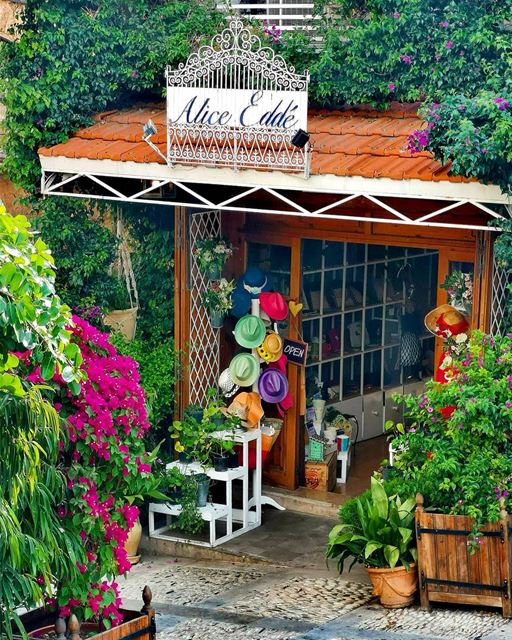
[
  {"left": 388, "top": 330, "right": 512, "bottom": 532},
  {"left": 192, "top": 237, "right": 233, "bottom": 274},
  {"left": 0, "top": 207, "right": 84, "bottom": 638},
  {"left": 173, "top": 475, "right": 204, "bottom": 534},
  {"left": 326, "top": 476, "right": 417, "bottom": 573},
  {"left": 201, "top": 278, "right": 235, "bottom": 314}
]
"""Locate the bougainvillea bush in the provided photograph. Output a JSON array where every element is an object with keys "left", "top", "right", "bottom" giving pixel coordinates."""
[
  {"left": 24, "top": 316, "right": 159, "bottom": 626},
  {"left": 389, "top": 330, "right": 512, "bottom": 534}
]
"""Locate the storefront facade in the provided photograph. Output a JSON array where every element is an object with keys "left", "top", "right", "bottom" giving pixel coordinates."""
[{"left": 39, "top": 20, "right": 510, "bottom": 491}]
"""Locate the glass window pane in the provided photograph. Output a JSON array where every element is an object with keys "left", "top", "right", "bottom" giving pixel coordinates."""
[
  {"left": 247, "top": 242, "right": 291, "bottom": 296},
  {"left": 344, "top": 309, "right": 363, "bottom": 353},
  {"left": 322, "top": 314, "right": 342, "bottom": 360},
  {"left": 384, "top": 346, "right": 401, "bottom": 387},
  {"left": 324, "top": 241, "right": 344, "bottom": 269},
  {"left": 365, "top": 307, "right": 383, "bottom": 347},
  {"left": 364, "top": 351, "right": 382, "bottom": 392},
  {"left": 324, "top": 269, "right": 343, "bottom": 310},
  {"left": 366, "top": 262, "right": 385, "bottom": 305},
  {"left": 302, "top": 239, "right": 322, "bottom": 272},
  {"left": 384, "top": 304, "right": 401, "bottom": 345},
  {"left": 346, "top": 242, "right": 365, "bottom": 266},
  {"left": 367, "top": 244, "right": 386, "bottom": 262},
  {"left": 303, "top": 318, "right": 320, "bottom": 363},
  {"left": 321, "top": 360, "right": 341, "bottom": 403},
  {"left": 303, "top": 272, "right": 322, "bottom": 314},
  {"left": 343, "top": 354, "right": 361, "bottom": 399},
  {"left": 345, "top": 266, "right": 364, "bottom": 309}
]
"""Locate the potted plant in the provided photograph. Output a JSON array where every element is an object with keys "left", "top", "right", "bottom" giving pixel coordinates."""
[
  {"left": 192, "top": 237, "right": 233, "bottom": 280},
  {"left": 184, "top": 403, "right": 204, "bottom": 423},
  {"left": 172, "top": 475, "right": 205, "bottom": 533},
  {"left": 440, "top": 269, "right": 473, "bottom": 314},
  {"left": 326, "top": 476, "right": 418, "bottom": 608},
  {"left": 210, "top": 438, "right": 236, "bottom": 472},
  {"left": 386, "top": 330, "right": 512, "bottom": 616},
  {"left": 201, "top": 278, "right": 235, "bottom": 328},
  {"left": 161, "top": 466, "right": 186, "bottom": 504},
  {"left": 103, "top": 280, "right": 138, "bottom": 341}
]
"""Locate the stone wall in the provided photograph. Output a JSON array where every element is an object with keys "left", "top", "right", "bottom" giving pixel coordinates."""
[{"left": 0, "top": 0, "right": 23, "bottom": 40}]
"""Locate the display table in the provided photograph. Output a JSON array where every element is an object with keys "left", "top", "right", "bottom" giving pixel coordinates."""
[{"left": 148, "top": 428, "right": 262, "bottom": 547}]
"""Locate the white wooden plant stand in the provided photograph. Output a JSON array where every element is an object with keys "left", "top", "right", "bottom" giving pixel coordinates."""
[{"left": 148, "top": 428, "right": 262, "bottom": 547}]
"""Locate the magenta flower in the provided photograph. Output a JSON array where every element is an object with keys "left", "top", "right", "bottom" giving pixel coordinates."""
[
  {"left": 388, "top": 82, "right": 396, "bottom": 92},
  {"left": 440, "top": 20, "right": 449, "bottom": 27},
  {"left": 446, "top": 40, "right": 453, "bottom": 49},
  {"left": 393, "top": 11, "right": 401, "bottom": 18},
  {"left": 400, "top": 54, "right": 413, "bottom": 64}
]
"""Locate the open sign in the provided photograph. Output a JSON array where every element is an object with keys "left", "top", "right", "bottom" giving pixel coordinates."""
[{"left": 283, "top": 338, "right": 308, "bottom": 367}]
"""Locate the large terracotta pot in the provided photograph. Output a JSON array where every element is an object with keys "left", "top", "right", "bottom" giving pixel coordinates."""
[
  {"left": 366, "top": 563, "right": 418, "bottom": 608},
  {"left": 125, "top": 518, "right": 142, "bottom": 565}
]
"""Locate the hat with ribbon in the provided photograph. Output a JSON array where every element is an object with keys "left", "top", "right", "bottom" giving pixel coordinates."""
[
  {"left": 230, "top": 285, "right": 252, "bottom": 319},
  {"left": 424, "top": 304, "right": 470, "bottom": 338},
  {"left": 218, "top": 368, "right": 240, "bottom": 398},
  {"left": 228, "top": 352, "right": 260, "bottom": 387},
  {"left": 257, "top": 331, "right": 283, "bottom": 363},
  {"left": 259, "top": 292, "right": 289, "bottom": 321},
  {"left": 234, "top": 315, "right": 266, "bottom": 349},
  {"left": 258, "top": 368, "right": 289, "bottom": 404},
  {"left": 222, "top": 391, "right": 264, "bottom": 428},
  {"left": 241, "top": 267, "right": 273, "bottom": 298}
]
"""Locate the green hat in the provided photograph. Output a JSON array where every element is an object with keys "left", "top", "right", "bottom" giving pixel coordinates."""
[
  {"left": 234, "top": 315, "right": 266, "bottom": 349},
  {"left": 229, "top": 353, "right": 260, "bottom": 387}
]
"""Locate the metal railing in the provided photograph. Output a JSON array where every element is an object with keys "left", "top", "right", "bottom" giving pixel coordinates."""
[{"left": 218, "top": 1, "right": 317, "bottom": 30}]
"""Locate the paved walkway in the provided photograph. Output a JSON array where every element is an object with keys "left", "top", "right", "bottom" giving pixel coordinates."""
[{"left": 119, "top": 557, "right": 512, "bottom": 640}]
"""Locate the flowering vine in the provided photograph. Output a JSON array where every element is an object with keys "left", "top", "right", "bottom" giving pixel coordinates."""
[{"left": 24, "top": 317, "right": 158, "bottom": 627}]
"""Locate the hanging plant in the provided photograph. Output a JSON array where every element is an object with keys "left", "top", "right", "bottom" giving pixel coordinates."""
[
  {"left": 440, "top": 270, "right": 473, "bottom": 313},
  {"left": 201, "top": 278, "right": 235, "bottom": 328},
  {"left": 192, "top": 238, "right": 233, "bottom": 280}
]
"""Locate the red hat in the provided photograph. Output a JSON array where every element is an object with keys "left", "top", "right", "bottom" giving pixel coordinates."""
[{"left": 259, "top": 292, "right": 289, "bottom": 321}]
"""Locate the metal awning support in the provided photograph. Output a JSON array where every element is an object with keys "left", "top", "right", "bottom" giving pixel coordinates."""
[{"left": 40, "top": 163, "right": 509, "bottom": 232}]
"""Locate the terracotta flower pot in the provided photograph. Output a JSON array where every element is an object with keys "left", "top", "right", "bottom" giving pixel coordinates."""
[
  {"left": 124, "top": 518, "right": 142, "bottom": 565},
  {"left": 366, "top": 563, "right": 418, "bottom": 608}
]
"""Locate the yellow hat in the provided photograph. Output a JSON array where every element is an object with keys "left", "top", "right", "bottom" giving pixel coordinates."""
[{"left": 257, "top": 331, "right": 283, "bottom": 363}]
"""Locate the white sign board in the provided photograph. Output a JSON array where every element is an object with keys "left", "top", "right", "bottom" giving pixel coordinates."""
[{"left": 168, "top": 88, "right": 307, "bottom": 131}]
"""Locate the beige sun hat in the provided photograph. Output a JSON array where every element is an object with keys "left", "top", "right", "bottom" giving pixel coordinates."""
[{"left": 424, "top": 304, "right": 470, "bottom": 336}]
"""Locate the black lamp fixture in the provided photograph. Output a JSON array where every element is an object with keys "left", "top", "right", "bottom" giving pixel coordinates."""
[{"left": 291, "top": 128, "right": 310, "bottom": 149}]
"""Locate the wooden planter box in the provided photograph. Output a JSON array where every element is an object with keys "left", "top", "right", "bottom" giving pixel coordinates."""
[
  {"left": 17, "top": 586, "right": 156, "bottom": 640},
  {"left": 416, "top": 496, "right": 512, "bottom": 617}
]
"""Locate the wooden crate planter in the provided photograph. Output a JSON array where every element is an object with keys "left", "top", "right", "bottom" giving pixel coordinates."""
[
  {"left": 18, "top": 586, "right": 156, "bottom": 640},
  {"left": 416, "top": 495, "right": 512, "bottom": 617}
]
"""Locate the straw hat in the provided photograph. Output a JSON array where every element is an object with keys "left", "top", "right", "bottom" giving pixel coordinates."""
[
  {"left": 234, "top": 315, "right": 266, "bottom": 349},
  {"left": 257, "top": 331, "right": 283, "bottom": 363},
  {"left": 228, "top": 352, "right": 260, "bottom": 387},
  {"left": 424, "top": 304, "right": 470, "bottom": 336},
  {"left": 222, "top": 391, "right": 264, "bottom": 428},
  {"left": 218, "top": 368, "right": 240, "bottom": 398}
]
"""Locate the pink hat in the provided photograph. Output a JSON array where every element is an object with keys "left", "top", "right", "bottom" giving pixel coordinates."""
[{"left": 259, "top": 292, "right": 289, "bottom": 321}]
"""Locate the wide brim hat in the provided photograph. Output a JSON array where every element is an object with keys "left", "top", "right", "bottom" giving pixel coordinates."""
[
  {"left": 424, "top": 304, "right": 470, "bottom": 336},
  {"left": 257, "top": 331, "right": 283, "bottom": 363},
  {"left": 229, "top": 353, "right": 260, "bottom": 387},
  {"left": 222, "top": 391, "right": 263, "bottom": 428},
  {"left": 259, "top": 292, "right": 289, "bottom": 321},
  {"left": 241, "top": 267, "right": 273, "bottom": 298},
  {"left": 230, "top": 285, "right": 251, "bottom": 319},
  {"left": 218, "top": 368, "right": 240, "bottom": 398},
  {"left": 234, "top": 315, "right": 266, "bottom": 349},
  {"left": 258, "top": 368, "right": 289, "bottom": 404}
]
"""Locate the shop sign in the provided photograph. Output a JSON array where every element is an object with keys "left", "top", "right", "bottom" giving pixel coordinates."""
[
  {"left": 283, "top": 338, "right": 308, "bottom": 367},
  {"left": 168, "top": 88, "right": 307, "bottom": 132},
  {"left": 165, "top": 19, "right": 310, "bottom": 173}
]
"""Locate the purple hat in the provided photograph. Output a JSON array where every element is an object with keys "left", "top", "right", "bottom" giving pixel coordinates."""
[{"left": 258, "top": 368, "right": 289, "bottom": 404}]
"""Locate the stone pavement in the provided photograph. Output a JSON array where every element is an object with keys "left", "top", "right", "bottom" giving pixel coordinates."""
[{"left": 119, "top": 557, "right": 512, "bottom": 640}]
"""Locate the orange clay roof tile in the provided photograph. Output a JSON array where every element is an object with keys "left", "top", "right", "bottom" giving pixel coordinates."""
[{"left": 38, "top": 102, "right": 475, "bottom": 184}]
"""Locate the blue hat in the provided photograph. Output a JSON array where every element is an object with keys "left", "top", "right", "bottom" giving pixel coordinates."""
[
  {"left": 241, "top": 267, "right": 273, "bottom": 298},
  {"left": 230, "top": 285, "right": 251, "bottom": 318}
]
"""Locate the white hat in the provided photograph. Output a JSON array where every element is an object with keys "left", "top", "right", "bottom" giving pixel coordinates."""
[{"left": 218, "top": 368, "right": 240, "bottom": 398}]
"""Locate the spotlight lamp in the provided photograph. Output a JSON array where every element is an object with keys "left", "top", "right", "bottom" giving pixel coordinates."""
[
  {"left": 143, "top": 120, "right": 157, "bottom": 139},
  {"left": 291, "top": 129, "right": 310, "bottom": 149}
]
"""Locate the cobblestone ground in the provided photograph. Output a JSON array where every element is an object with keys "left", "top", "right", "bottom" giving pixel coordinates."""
[{"left": 119, "top": 558, "right": 512, "bottom": 640}]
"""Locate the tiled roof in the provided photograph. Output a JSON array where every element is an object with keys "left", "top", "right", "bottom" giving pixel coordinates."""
[{"left": 39, "top": 102, "right": 471, "bottom": 183}]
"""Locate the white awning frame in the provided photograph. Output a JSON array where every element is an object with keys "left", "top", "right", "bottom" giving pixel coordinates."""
[{"left": 40, "top": 155, "right": 511, "bottom": 232}]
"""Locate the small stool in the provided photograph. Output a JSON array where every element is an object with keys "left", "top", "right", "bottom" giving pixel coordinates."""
[{"left": 336, "top": 444, "right": 351, "bottom": 483}]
